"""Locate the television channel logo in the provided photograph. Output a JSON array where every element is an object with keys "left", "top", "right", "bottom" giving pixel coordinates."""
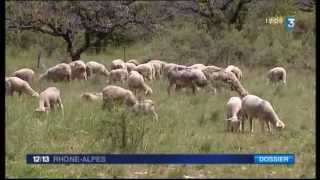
[{"left": 284, "top": 16, "right": 295, "bottom": 32}]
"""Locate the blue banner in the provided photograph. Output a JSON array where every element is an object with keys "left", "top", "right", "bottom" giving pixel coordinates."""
[{"left": 26, "top": 154, "right": 294, "bottom": 164}]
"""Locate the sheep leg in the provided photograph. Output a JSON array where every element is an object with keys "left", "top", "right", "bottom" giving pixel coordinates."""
[
  {"left": 267, "top": 121, "right": 272, "bottom": 133},
  {"left": 57, "top": 97, "right": 64, "bottom": 116},
  {"left": 152, "top": 109, "right": 159, "bottom": 121},
  {"left": 249, "top": 118, "right": 254, "bottom": 133},
  {"left": 167, "top": 83, "right": 173, "bottom": 95}
]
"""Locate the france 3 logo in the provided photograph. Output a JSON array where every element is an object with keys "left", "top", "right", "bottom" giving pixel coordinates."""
[
  {"left": 284, "top": 16, "right": 295, "bottom": 32},
  {"left": 265, "top": 16, "right": 295, "bottom": 32}
]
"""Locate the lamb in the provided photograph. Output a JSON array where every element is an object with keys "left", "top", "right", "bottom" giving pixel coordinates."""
[
  {"left": 241, "top": 94, "right": 285, "bottom": 133},
  {"left": 108, "top": 68, "right": 129, "bottom": 84},
  {"left": 102, "top": 85, "right": 138, "bottom": 108},
  {"left": 127, "top": 59, "right": 140, "bottom": 66},
  {"left": 111, "top": 59, "right": 126, "bottom": 70},
  {"left": 86, "top": 61, "right": 109, "bottom": 79},
  {"left": 69, "top": 60, "right": 87, "bottom": 80},
  {"left": 5, "top": 77, "right": 39, "bottom": 97},
  {"left": 12, "top": 68, "right": 35, "bottom": 84},
  {"left": 128, "top": 71, "right": 153, "bottom": 97},
  {"left": 80, "top": 92, "right": 103, "bottom": 102},
  {"left": 35, "top": 87, "right": 64, "bottom": 115},
  {"left": 39, "top": 63, "right": 72, "bottom": 82},
  {"left": 225, "top": 96, "right": 243, "bottom": 132},
  {"left": 125, "top": 62, "right": 137, "bottom": 73},
  {"left": 132, "top": 99, "right": 159, "bottom": 121},
  {"left": 167, "top": 68, "right": 207, "bottom": 94},
  {"left": 225, "top": 65, "right": 243, "bottom": 80},
  {"left": 134, "top": 63, "right": 155, "bottom": 81},
  {"left": 267, "top": 67, "right": 287, "bottom": 85}
]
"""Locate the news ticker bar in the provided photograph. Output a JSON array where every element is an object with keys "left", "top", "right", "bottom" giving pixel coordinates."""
[{"left": 26, "top": 154, "right": 294, "bottom": 164}]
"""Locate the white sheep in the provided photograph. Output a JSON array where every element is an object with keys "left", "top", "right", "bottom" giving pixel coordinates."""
[
  {"left": 69, "top": 60, "right": 87, "bottom": 80},
  {"left": 12, "top": 68, "right": 35, "bottom": 84},
  {"left": 132, "top": 99, "right": 159, "bottom": 121},
  {"left": 35, "top": 87, "right": 64, "bottom": 115},
  {"left": 134, "top": 63, "right": 155, "bottom": 81},
  {"left": 109, "top": 68, "right": 129, "bottom": 84},
  {"left": 125, "top": 62, "right": 137, "bottom": 73},
  {"left": 128, "top": 71, "right": 153, "bottom": 97},
  {"left": 5, "top": 76, "right": 39, "bottom": 97},
  {"left": 102, "top": 85, "right": 138, "bottom": 108},
  {"left": 202, "top": 69, "right": 248, "bottom": 97},
  {"left": 111, "top": 59, "right": 126, "bottom": 70},
  {"left": 241, "top": 94, "right": 285, "bottom": 133},
  {"left": 167, "top": 68, "right": 207, "bottom": 94},
  {"left": 225, "top": 65, "right": 243, "bottom": 80},
  {"left": 80, "top": 92, "right": 103, "bottom": 102},
  {"left": 86, "top": 61, "right": 109, "bottom": 79},
  {"left": 225, "top": 96, "right": 243, "bottom": 132},
  {"left": 267, "top": 67, "right": 287, "bottom": 85},
  {"left": 39, "top": 63, "right": 72, "bottom": 82}
]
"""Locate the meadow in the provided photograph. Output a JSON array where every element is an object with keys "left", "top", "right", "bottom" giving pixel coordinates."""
[{"left": 5, "top": 48, "right": 315, "bottom": 178}]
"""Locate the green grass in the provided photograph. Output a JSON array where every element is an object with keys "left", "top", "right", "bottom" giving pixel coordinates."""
[{"left": 5, "top": 50, "right": 315, "bottom": 178}]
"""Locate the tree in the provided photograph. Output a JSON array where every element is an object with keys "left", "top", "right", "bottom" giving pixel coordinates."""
[
  {"left": 174, "top": 0, "right": 252, "bottom": 35},
  {"left": 6, "top": 1, "right": 157, "bottom": 61}
]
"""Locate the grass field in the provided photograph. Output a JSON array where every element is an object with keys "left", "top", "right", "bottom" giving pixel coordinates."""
[{"left": 5, "top": 49, "right": 316, "bottom": 178}]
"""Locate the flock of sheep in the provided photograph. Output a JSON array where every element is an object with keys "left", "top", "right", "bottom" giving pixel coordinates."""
[{"left": 6, "top": 58, "right": 287, "bottom": 133}]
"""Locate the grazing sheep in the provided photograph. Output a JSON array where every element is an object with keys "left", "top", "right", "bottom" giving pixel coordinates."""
[
  {"left": 268, "top": 67, "right": 287, "bottom": 85},
  {"left": 111, "top": 59, "right": 126, "bottom": 70},
  {"left": 39, "top": 63, "right": 72, "bottom": 82},
  {"left": 225, "top": 96, "right": 243, "bottom": 132},
  {"left": 167, "top": 68, "right": 207, "bottom": 94},
  {"left": 12, "top": 68, "right": 35, "bottom": 84},
  {"left": 5, "top": 77, "right": 39, "bottom": 97},
  {"left": 132, "top": 99, "right": 159, "bottom": 121},
  {"left": 102, "top": 85, "right": 138, "bottom": 108},
  {"left": 125, "top": 62, "right": 137, "bottom": 73},
  {"left": 69, "top": 60, "right": 87, "bottom": 80},
  {"left": 80, "top": 92, "right": 103, "bottom": 102},
  {"left": 128, "top": 71, "right": 153, "bottom": 97},
  {"left": 202, "top": 69, "right": 248, "bottom": 97},
  {"left": 109, "top": 68, "right": 129, "bottom": 84},
  {"left": 86, "top": 61, "right": 109, "bottom": 78},
  {"left": 241, "top": 94, "right": 285, "bottom": 133},
  {"left": 35, "top": 87, "right": 63, "bottom": 115},
  {"left": 127, "top": 59, "right": 140, "bottom": 66},
  {"left": 134, "top": 63, "right": 155, "bottom": 81},
  {"left": 225, "top": 65, "right": 243, "bottom": 80}
]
